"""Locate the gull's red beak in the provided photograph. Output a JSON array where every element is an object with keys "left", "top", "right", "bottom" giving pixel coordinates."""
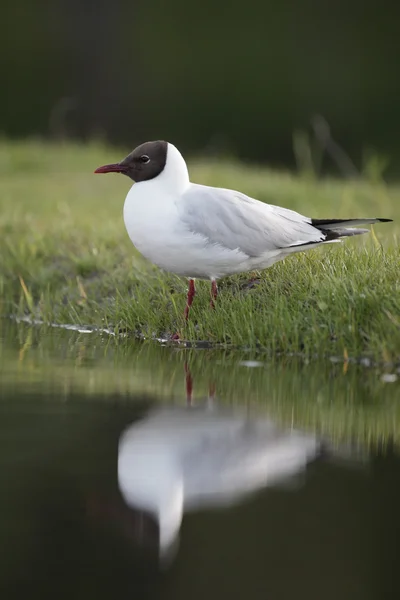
[{"left": 94, "top": 163, "right": 127, "bottom": 174}]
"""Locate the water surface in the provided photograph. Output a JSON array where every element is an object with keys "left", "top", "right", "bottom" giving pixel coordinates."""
[{"left": 1, "top": 322, "right": 399, "bottom": 599}]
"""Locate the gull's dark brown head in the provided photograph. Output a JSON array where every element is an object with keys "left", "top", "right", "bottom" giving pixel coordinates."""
[{"left": 94, "top": 141, "right": 168, "bottom": 182}]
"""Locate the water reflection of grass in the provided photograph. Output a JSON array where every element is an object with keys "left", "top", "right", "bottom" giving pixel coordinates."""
[
  {"left": 1, "top": 324, "right": 399, "bottom": 447},
  {"left": 0, "top": 140, "right": 399, "bottom": 360}
]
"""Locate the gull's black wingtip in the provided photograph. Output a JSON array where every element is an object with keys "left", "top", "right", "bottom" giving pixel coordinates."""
[{"left": 378, "top": 218, "right": 393, "bottom": 222}]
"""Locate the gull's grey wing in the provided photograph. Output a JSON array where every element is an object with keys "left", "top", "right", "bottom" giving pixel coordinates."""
[{"left": 179, "top": 184, "right": 325, "bottom": 257}]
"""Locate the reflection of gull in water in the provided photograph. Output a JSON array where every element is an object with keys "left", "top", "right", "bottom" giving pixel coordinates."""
[{"left": 117, "top": 404, "right": 320, "bottom": 558}]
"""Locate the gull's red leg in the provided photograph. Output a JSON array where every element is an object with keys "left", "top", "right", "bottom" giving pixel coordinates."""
[
  {"left": 210, "top": 280, "right": 218, "bottom": 309},
  {"left": 208, "top": 382, "right": 216, "bottom": 400},
  {"left": 184, "top": 278, "right": 196, "bottom": 320},
  {"left": 184, "top": 362, "right": 193, "bottom": 406}
]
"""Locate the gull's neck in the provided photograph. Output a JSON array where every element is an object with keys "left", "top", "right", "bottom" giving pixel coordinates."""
[
  {"left": 153, "top": 143, "right": 190, "bottom": 194},
  {"left": 118, "top": 435, "right": 184, "bottom": 554}
]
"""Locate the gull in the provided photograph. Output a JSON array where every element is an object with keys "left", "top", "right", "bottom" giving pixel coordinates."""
[
  {"left": 95, "top": 141, "right": 391, "bottom": 319},
  {"left": 117, "top": 405, "right": 320, "bottom": 559}
]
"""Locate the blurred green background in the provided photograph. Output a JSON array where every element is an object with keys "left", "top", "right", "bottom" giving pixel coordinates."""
[{"left": 2, "top": 0, "right": 400, "bottom": 173}]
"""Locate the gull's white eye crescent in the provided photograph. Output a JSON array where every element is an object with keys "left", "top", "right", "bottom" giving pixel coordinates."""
[{"left": 140, "top": 155, "right": 150, "bottom": 164}]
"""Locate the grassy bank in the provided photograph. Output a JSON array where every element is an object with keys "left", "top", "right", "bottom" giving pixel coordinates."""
[{"left": 0, "top": 140, "right": 399, "bottom": 361}]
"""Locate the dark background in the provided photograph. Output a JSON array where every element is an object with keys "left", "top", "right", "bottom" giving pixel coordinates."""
[{"left": 2, "top": 0, "right": 400, "bottom": 171}]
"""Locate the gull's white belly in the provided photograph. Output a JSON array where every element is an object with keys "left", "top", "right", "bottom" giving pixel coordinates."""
[{"left": 123, "top": 184, "right": 252, "bottom": 279}]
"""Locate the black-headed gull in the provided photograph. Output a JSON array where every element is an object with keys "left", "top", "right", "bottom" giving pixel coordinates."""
[
  {"left": 95, "top": 141, "right": 391, "bottom": 319},
  {"left": 117, "top": 406, "right": 320, "bottom": 559}
]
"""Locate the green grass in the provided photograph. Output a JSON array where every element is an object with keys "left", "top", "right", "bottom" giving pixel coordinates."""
[{"left": 1, "top": 139, "right": 399, "bottom": 362}]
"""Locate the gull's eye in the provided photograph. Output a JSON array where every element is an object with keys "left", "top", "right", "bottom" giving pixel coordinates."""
[{"left": 140, "top": 155, "right": 150, "bottom": 164}]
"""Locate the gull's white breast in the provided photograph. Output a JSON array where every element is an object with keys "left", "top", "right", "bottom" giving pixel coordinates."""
[{"left": 123, "top": 181, "right": 250, "bottom": 279}]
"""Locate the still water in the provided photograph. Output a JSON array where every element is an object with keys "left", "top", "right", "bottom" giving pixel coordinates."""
[{"left": 1, "top": 322, "right": 400, "bottom": 600}]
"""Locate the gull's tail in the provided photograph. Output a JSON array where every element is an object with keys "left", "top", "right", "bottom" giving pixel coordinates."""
[{"left": 311, "top": 217, "right": 392, "bottom": 241}]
